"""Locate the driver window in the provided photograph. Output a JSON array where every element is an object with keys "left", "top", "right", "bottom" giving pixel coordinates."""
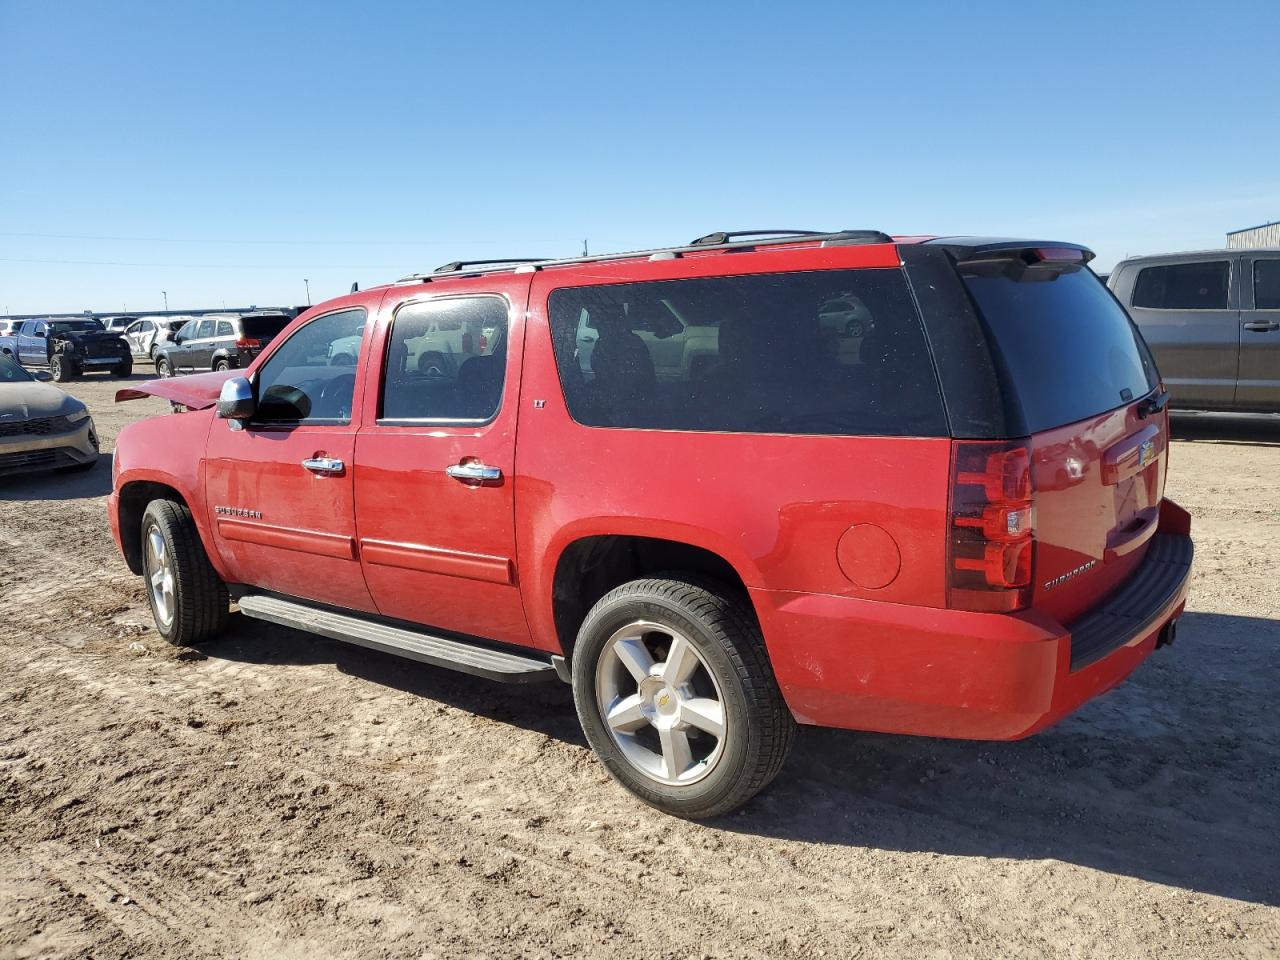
[
  {"left": 254, "top": 308, "right": 367, "bottom": 425},
  {"left": 176, "top": 320, "right": 198, "bottom": 341}
]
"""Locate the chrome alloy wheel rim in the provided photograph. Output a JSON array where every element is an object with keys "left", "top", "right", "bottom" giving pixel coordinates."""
[
  {"left": 145, "top": 526, "right": 176, "bottom": 628},
  {"left": 595, "top": 620, "right": 727, "bottom": 786}
]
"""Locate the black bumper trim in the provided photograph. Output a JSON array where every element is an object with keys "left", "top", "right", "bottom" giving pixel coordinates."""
[{"left": 1067, "top": 533, "right": 1194, "bottom": 671}]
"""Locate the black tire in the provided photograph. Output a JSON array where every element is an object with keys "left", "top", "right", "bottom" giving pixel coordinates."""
[
  {"left": 155, "top": 357, "right": 173, "bottom": 378},
  {"left": 140, "top": 499, "right": 229, "bottom": 646},
  {"left": 50, "top": 354, "right": 74, "bottom": 382},
  {"left": 571, "top": 577, "right": 794, "bottom": 819},
  {"left": 213, "top": 357, "right": 231, "bottom": 372},
  {"left": 112, "top": 357, "right": 133, "bottom": 378}
]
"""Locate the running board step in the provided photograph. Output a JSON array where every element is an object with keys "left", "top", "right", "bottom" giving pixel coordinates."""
[{"left": 236, "top": 594, "right": 558, "bottom": 683}]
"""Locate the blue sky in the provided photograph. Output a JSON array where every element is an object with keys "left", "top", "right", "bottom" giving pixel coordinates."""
[{"left": 2, "top": 0, "right": 1278, "bottom": 314}]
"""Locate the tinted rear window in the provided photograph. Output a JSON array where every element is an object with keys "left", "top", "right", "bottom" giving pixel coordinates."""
[
  {"left": 1254, "top": 259, "right": 1280, "bottom": 309},
  {"left": 1132, "top": 260, "right": 1230, "bottom": 310},
  {"left": 960, "top": 263, "right": 1158, "bottom": 433},
  {"left": 547, "top": 269, "right": 947, "bottom": 436},
  {"left": 242, "top": 315, "right": 291, "bottom": 339}
]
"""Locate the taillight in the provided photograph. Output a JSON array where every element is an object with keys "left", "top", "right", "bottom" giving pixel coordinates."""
[
  {"left": 235, "top": 337, "right": 261, "bottom": 350},
  {"left": 948, "top": 440, "right": 1034, "bottom": 612},
  {"left": 478, "top": 333, "right": 488, "bottom": 353}
]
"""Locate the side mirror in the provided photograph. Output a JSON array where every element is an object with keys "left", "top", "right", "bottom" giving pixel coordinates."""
[
  {"left": 217, "top": 376, "right": 256, "bottom": 429},
  {"left": 35, "top": 331, "right": 47, "bottom": 339},
  {"left": 33, "top": 370, "right": 52, "bottom": 382},
  {"left": 172, "top": 334, "right": 184, "bottom": 344}
]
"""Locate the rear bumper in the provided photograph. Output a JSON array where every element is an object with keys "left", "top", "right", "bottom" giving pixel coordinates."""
[{"left": 755, "top": 499, "right": 1193, "bottom": 740}]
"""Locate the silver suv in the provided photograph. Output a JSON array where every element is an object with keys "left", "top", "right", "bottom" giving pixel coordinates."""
[{"left": 1108, "top": 250, "right": 1280, "bottom": 413}]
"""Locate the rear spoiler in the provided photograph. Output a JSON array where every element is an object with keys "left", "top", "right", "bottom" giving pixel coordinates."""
[
  {"left": 115, "top": 369, "right": 236, "bottom": 411},
  {"left": 924, "top": 237, "right": 1095, "bottom": 265}
]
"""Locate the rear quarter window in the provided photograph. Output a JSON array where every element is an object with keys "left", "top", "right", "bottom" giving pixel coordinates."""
[
  {"left": 547, "top": 268, "right": 947, "bottom": 437},
  {"left": 961, "top": 263, "right": 1158, "bottom": 433}
]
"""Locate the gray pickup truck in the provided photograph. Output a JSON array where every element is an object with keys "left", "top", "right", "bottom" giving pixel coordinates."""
[
  {"left": 0, "top": 318, "right": 133, "bottom": 382},
  {"left": 1109, "top": 250, "right": 1280, "bottom": 413}
]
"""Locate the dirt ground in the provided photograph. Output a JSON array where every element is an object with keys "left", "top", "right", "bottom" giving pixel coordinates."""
[{"left": 1, "top": 376, "right": 1277, "bottom": 960}]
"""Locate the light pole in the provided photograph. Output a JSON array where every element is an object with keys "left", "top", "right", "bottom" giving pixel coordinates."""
[
  {"left": 304, "top": 279, "right": 311, "bottom": 305},
  {"left": 162, "top": 291, "right": 169, "bottom": 311}
]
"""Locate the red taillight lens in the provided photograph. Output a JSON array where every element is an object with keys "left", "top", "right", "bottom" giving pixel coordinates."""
[
  {"left": 479, "top": 333, "right": 488, "bottom": 353},
  {"left": 949, "top": 440, "right": 1034, "bottom": 612},
  {"left": 235, "top": 337, "right": 261, "bottom": 349}
]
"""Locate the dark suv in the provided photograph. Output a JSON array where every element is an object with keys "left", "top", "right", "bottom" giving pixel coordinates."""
[
  {"left": 111, "top": 230, "right": 1193, "bottom": 819},
  {"left": 154, "top": 312, "right": 292, "bottom": 377}
]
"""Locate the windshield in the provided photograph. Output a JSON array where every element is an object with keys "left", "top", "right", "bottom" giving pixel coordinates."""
[
  {"left": 960, "top": 262, "right": 1159, "bottom": 433},
  {"left": 0, "top": 352, "right": 34, "bottom": 383},
  {"left": 50, "top": 320, "right": 104, "bottom": 333}
]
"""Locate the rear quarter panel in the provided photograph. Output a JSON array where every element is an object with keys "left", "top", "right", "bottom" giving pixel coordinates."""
[{"left": 515, "top": 248, "right": 953, "bottom": 652}]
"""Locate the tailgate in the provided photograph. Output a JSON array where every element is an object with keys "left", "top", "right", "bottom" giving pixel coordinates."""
[{"left": 1029, "top": 401, "right": 1168, "bottom": 623}]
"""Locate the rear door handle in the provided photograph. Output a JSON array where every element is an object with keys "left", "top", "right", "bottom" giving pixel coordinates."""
[
  {"left": 1243, "top": 321, "right": 1280, "bottom": 332},
  {"left": 302, "top": 456, "right": 345, "bottom": 475},
  {"left": 446, "top": 462, "right": 502, "bottom": 483}
]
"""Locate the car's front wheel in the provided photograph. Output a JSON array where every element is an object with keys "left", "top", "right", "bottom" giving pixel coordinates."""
[
  {"left": 112, "top": 357, "right": 133, "bottom": 377},
  {"left": 50, "top": 354, "right": 74, "bottom": 382},
  {"left": 571, "top": 577, "right": 794, "bottom": 819},
  {"left": 140, "top": 499, "right": 229, "bottom": 646},
  {"left": 155, "top": 357, "right": 174, "bottom": 378}
]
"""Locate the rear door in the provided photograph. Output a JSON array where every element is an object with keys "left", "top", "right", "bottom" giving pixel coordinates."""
[
  {"left": 352, "top": 278, "right": 533, "bottom": 647},
  {"left": 1238, "top": 255, "right": 1280, "bottom": 411},
  {"left": 1120, "top": 258, "right": 1239, "bottom": 410},
  {"left": 957, "top": 255, "right": 1166, "bottom": 624}
]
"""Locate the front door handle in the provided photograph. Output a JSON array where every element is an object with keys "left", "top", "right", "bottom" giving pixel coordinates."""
[
  {"left": 446, "top": 461, "right": 502, "bottom": 483},
  {"left": 302, "top": 456, "right": 345, "bottom": 476},
  {"left": 1243, "top": 320, "right": 1280, "bottom": 332}
]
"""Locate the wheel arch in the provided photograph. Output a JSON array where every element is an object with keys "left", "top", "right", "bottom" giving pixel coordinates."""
[{"left": 548, "top": 533, "right": 757, "bottom": 665}]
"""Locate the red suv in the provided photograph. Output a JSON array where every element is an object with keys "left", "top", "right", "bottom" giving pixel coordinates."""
[{"left": 108, "top": 230, "right": 1193, "bottom": 818}]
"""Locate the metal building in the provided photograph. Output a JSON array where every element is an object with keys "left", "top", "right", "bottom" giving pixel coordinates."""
[{"left": 1227, "top": 220, "right": 1280, "bottom": 248}]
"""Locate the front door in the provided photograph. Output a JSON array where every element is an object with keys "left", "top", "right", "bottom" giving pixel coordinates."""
[
  {"left": 18, "top": 321, "right": 47, "bottom": 366},
  {"left": 1238, "top": 256, "right": 1280, "bottom": 411},
  {"left": 1126, "top": 257, "right": 1240, "bottom": 409},
  {"left": 180, "top": 319, "right": 217, "bottom": 372},
  {"left": 204, "top": 306, "right": 376, "bottom": 612},
  {"left": 353, "top": 282, "right": 533, "bottom": 647}
]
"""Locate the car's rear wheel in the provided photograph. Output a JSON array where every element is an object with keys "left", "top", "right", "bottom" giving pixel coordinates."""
[
  {"left": 571, "top": 577, "right": 794, "bottom": 819},
  {"left": 141, "top": 499, "right": 229, "bottom": 646},
  {"left": 50, "top": 355, "right": 74, "bottom": 382},
  {"left": 213, "top": 357, "right": 231, "bottom": 372},
  {"left": 155, "top": 357, "right": 173, "bottom": 378}
]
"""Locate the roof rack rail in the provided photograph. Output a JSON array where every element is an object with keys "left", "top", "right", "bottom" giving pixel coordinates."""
[
  {"left": 433, "top": 257, "right": 551, "bottom": 274},
  {"left": 690, "top": 229, "right": 826, "bottom": 246},
  {"left": 395, "top": 230, "right": 894, "bottom": 284}
]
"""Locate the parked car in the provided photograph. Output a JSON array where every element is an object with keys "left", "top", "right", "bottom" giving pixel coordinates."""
[
  {"left": 0, "top": 351, "right": 99, "bottom": 476},
  {"left": 0, "top": 318, "right": 132, "bottom": 382},
  {"left": 122, "top": 316, "right": 191, "bottom": 360},
  {"left": 153, "top": 312, "right": 291, "bottom": 377},
  {"left": 109, "top": 231, "right": 1192, "bottom": 819},
  {"left": 101, "top": 316, "right": 139, "bottom": 334},
  {"left": 1108, "top": 249, "right": 1280, "bottom": 413},
  {"left": 0, "top": 320, "right": 19, "bottom": 337}
]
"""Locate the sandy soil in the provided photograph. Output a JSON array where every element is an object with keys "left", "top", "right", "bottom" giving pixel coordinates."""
[{"left": 1, "top": 377, "right": 1278, "bottom": 960}]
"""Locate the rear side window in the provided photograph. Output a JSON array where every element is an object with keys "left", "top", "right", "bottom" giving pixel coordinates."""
[
  {"left": 547, "top": 269, "right": 947, "bottom": 436},
  {"left": 961, "top": 263, "right": 1158, "bottom": 433},
  {"left": 1253, "top": 259, "right": 1280, "bottom": 309},
  {"left": 216, "top": 320, "right": 234, "bottom": 337},
  {"left": 1132, "top": 261, "right": 1230, "bottom": 309},
  {"left": 380, "top": 296, "right": 508, "bottom": 423}
]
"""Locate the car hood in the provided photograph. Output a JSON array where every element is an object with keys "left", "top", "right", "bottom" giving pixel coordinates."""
[
  {"left": 116, "top": 369, "right": 236, "bottom": 410},
  {"left": 0, "top": 381, "right": 87, "bottom": 420}
]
